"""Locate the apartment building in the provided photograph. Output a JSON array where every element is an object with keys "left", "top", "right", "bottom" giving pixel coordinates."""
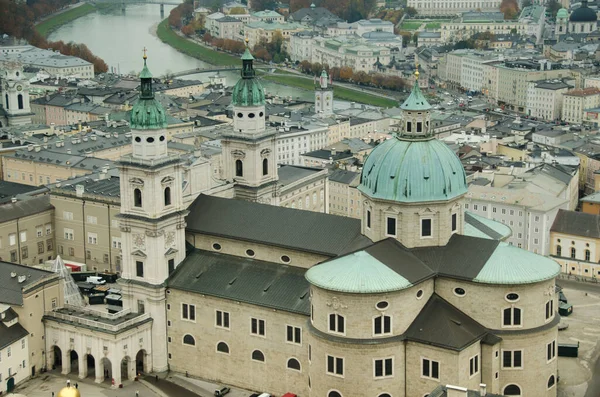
[
  {"left": 0, "top": 45, "right": 94, "bottom": 78},
  {"left": 328, "top": 169, "right": 361, "bottom": 218},
  {"left": 465, "top": 185, "right": 569, "bottom": 255},
  {"left": 244, "top": 21, "right": 304, "bottom": 50},
  {"left": 550, "top": 209, "right": 600, "bottom": 278},
  {"left": 208, "top": 15, "right": 243, "bottom": 41},
  {"left": 526, "top": 79, "right": 571, "bottom": 121},
  {"left": 0, "top": 307, "right": 29, "bottom": 394},
  {"left": 275, "top": 125, "right": 329, "bottom": 166},
  {"left": 0, "top": 196, "right": 54, "bottom": 266},
  {"left": 406, "top": 0, "right": 500, "bottom": 16},
  {"left": 442, "top": 51, "right": 502, "bottom": 92},
  {"left": 574, "top": 141, "right": 600, "bottom": 193},
  {"left": 562, "top": 87, "right": 600, "bottom": 124},
  {"left": 51, "top": 177, "right": 122, "bottom": 273}
]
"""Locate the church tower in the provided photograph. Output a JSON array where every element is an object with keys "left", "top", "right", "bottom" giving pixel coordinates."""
[
  {"left": 222, "top": 44, "right": 278, "bottom": 203},
  {"left": 116, "top": 52, "right": 187, "bottom": 373},
  {"left": 1, "top": 61, "right": 33, "bottom": 126},
  {"left": 315, "top": 69, "right": 333, "bottom": 117}
]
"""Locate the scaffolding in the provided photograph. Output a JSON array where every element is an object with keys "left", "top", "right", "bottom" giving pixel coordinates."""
[{"left": 51, "top": 255, "right": 86, "bottom": 307}]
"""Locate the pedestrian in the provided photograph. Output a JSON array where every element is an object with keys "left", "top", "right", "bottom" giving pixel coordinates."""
[
  {"left": 136, "top": 391, "right": 139, "bottom": 397},
  {"left": 155, "top": 374, "right": 159, "bottom": 382},
  {"left": 75, "top": 383, "right": 78, "bottom": 389},
  {"left": 52, "top": 392, "right": 55, "bottom": 397}
]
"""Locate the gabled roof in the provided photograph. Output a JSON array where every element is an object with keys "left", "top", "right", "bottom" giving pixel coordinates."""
[
  {"left": 550, "top": 209, "right": 600, "bottom": 238},
  {"left": 405, "top": 294, "right": 499, "bottom": 350},
  {"left": 168, "top": 250, "right": 310, "bottom": 315},
  {"left": 0, "top": 196, "right": 54, "bottom": 223},
  {"left": 0, "top": 319, "right": 29, "bottom": 350},
  {"left": 186, "top": 195, "right": 372, "bottom": 256}
]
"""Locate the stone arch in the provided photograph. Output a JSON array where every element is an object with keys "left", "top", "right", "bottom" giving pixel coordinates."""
[
  {"left": 121, "top": 355, "right": 135, "bottom": 381},
  {"left": 68, "top": 350, "right": 79, "bottom": 374},
  {"left": 100, "top": 357, "right": 113, "bottom": 384},
  {"left": 51, "top": 345, "right": 62, "bottom": 371},
  {"left": 503, "top": 384, "right": 521, "bottom": 396},
  {"left": 86, "top": 353, "right": 96, "bottom": 379},
  {"left": 17, "top": 94, "right": 23, "bottom": 110},
  {"left": 136, "top": 349, "right": 149, "bottom": 374}
]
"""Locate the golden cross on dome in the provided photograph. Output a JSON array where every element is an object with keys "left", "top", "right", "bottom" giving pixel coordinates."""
[
  {"left": 414, "top": 57, "right": 420, "bottom": 79},
  {"left": 142, "top": 47, "right": 148, "bottom": 59}
]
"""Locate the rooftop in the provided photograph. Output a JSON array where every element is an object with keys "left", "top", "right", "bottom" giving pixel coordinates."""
[
  {"left": 0, "top": 181, "right": 45, "bottom": 204},
  {"left": 550, "top": 209, "right": 600, "bottom": 238},
  {"left": 0, "top": 261, "right": 56, "bottom": 305},
  {"left": 0, "top": 195, "right": 54, "bottom": 224},
  {"left": 564, "top": 87, "right": 600, "bottom": 97}
]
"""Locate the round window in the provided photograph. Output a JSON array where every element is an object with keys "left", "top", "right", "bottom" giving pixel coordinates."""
[
  {"left": 416, "top": 290, "right": 424, "bottom": 299},
  {"left": 146, "top": 137, "right": 155, "bottom": 143},
  {"left": 454, "top": 287, "right": 466, "bottom": 296},
  {"left": 237, "top": 112, "right": 243, "bottom": 118},
  {"left": 259, "top": 112, "right": 264, "bottom": 117},
  {"left": 159, "top": 136, "right": 165, "bottom": 141},
  {"left": 246, "top": 249, "right": 255, "bottom": 257},
  {"left": 376, "top": 301, "right": 389, "bottom": 310},
  {"left": 135, "top": 137, "right": 141, "bottom": 142},
  {"left": 281, "top": 255, "right": 291, "bottom": 263},
  {"left": 506, "top": 293, "right": 519, "bottom": 301},
  {"left": 248, "top": 113, "right": 255, "bottom": 118},
  {"left": 212, "top": 243, "right": 222, "bottom": 251}
]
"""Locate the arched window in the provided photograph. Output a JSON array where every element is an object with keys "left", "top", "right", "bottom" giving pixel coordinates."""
[
  {"left": 4, "top": 94, "right": 8, "bottom": 109},
  {"left": 134, "top": 188, "right": 142, "bottom": 208},
  {"left": 262, "top": 158, "right": 268, "bottom": 176},
  {"left": 378, "top": 394, "right": 392, "bottom": 397},
  {"left": 374, "top": 315, "right": 392, "bottom": 335},
  {"left": 585, "top": 249, "right": 591, "bottom": 261},
  {"left": 328, "top": 313, "right": 345, "bottom": 334},
  {"left": 571, "top": 247, "right": 576, "bottom": 259},
  {"left": 556, "top": 245, "right": 561, "bottom": 256},
  {"left": 503, "top": 384, "right": 521, "bottom": 396},
  {"left": 251, "top": 350, "right": 265, "bottom": 362},
  {"left": 548, "top": 375, "right": 555, "bottom": 388},
  {"left": 503, "top": 307, "right": 521, "bottom": 326},
  {"left": 328, "top": 391, "right": 342, "bottom": 397},
  {"left": 216, "top": 342, "right": 229, "bottom": 354},
  {"left": 235, "top": 160, "right": 243, "bottom": 177},
  {"left": 183, "top": 334, "right": 195, "bottom": 346},
  {"left": 17, "top": 94, "right": 23, "bottom": 110},
  {"left": 287, "top": 358, "right": 301, "bottom": 371},
  {"left": 164, "top": 187, "right": 172, "bottom": 206}
]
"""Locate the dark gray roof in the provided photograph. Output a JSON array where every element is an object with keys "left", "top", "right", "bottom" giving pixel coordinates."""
[
  {"left": 429, "top": 385, "right": 504, "bottom": 397},
  {"left": 550, "top": 209, "right": 600, "bottom": 238},
  {"left": 289, "top": 6, "right": 340, "bottom": 22},
  {"left": 0, "top": 319, "right": 29, "bottom": 350},
  {"left": 186, "top": 195, "right": 372, "bottom": 256},
  {"left": 0, "top": 181, "right": 45, "bottom": 204},
  {"left": 278, "top": 165, "right": 323, "bottom": 186},
  {"left": 53, "top": 176, "right": 121, "bottom": 199},
  {"left": 329, "top": 169, "right": 359, "bottom": 185},
  {"left": 404, "top": 294, "right": 500, "bottom": 350},
  {"left": 1, "top": 307, "right": 18, "bottom": 322},
  {"left": 465, "top": 212, "right": 504, "bottom": 240},
  {"left": 0, "top": 261, "right": 56, "bottom": 305},
  {"left": 0, "top": 195, "right": 54, "bottom": 223},
  {"left": 302, "top": 149, "right": 353, "bottom": 161},
  {"left": 168, "top": 250, "right": 310, "bottom": 314}
]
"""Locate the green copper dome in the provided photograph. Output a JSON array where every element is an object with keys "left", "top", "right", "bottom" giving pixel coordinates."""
[
  {"left": 130, "top": 56, "right": 167, "bottom": 130},
  {"left": 232, "top": 48, "right": 265, "bottom": 107},
  {"left": 557, "top": 8, "right": 568, "bottom": 19},
  {"left": 400, "top": 73, "right": 431, "bottom": 111},
  {"left": 358, "top": 137, "right": 467, "bottom": 203}
]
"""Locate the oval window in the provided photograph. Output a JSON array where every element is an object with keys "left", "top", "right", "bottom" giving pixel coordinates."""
[
  {"left": 376, "top": 301, "right": 389, "bottom": 310},
  {"left": 506, "top": 293, "right": 519, "bottom": 301},
  {"left": 454, "top": 287, "right": 466, "bottom": 296},
  {"left": 212, "top": 243, "right": 222, "bottom": 251},
  {"left": 248, "top": 113, "right": 255, "bottom": 118},
  {"left": 246, "top": 249, "right": 255, "bottom": 257},
  {"left": 159, "top": 136, "right": 165, "bottom": 141},
  {"left": 237, "top": 112, "right": 243, "bottom": 118},
  {"left": 135, "top": 136, "right": 141, "bottom": 143},
  {"left": 259, "top": 111, "right": 264, "bottom": 117},
  {"left": 146, "top": 137, "right": 155, "bottom": 143},
  {"left": 416, "top": 290, "right": 424, "bottom": 299},
  {"left": 281, "top": 255, "right": 291, "bottom": 263}
]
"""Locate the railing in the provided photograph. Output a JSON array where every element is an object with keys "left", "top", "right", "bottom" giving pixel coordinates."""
[
  {"left": 62, "top": 304, "right": 132, "bottom": 319},
  {"left": 46, "top": 308, "right": 151, "bottom": 332},
  {"left": 556, "top": 273, "right": 599, "bottom": 283}
]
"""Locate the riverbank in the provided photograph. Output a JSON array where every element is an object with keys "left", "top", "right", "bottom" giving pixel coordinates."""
[{"left": 35, "top": 3, "right": 107, "bottom": 37}]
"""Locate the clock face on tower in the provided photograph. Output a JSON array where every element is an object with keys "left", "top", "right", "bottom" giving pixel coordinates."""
[{"left": 16, "top": 85, "right": 22, "bottom": 91}]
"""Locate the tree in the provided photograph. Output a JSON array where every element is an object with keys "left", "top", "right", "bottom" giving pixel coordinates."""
[
  {"left": 547, "top": 0, "right": 562, "bottom": 18},
  {"left": 203, "top": 32, "right": 213, "bottom": 43},
  {"left": 405, "top": 6, "right": 417, "bottom": 16},
  {"left": 181, "top": 24, "right": 195, "bottom": 36},
  {"left": 299, "top": 60, "right": 312, "bottom": 73},
  {"left": 352, "top": 70, "right": 370, "bottom": 85},
  {"left": 251, "top": 0, "right": 277, "bottom": 11},
  {"left": 412, "top": 32, "right": 418, "bottom": 45},
  {"left": 500, "top": 0, "right": 519, "bottom": 19},
  {"left": 290, "top": 0, "right": 312, "bottom": 12},
  {"left": 400, "top": 32, "right": 411, "bottom": 47},
  {"left": 329, "top": 66, "right": 341, "bottom": 80},
  {"left": 229, "top": 6, "right": 247, "bottom": 14},
  {"left": 339, "top": 66, "right": 353, "bottom": 81}
]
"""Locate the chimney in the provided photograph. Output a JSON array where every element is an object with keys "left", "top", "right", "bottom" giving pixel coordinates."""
[
  {"left": 75, "top": 184, "right": 85, "bottom": 197},
  {"left": 11, "top": 197, "right": 17, "bottom": 203},
  {"left": 91, "top": 135, "right": 97, "bottom": 141},
  {"left": 331, "top": 147, "right": 336, "bottom": 156},
  {"left": 67, "top": 149, "right": 72, "bottom": 154},
  {"left": 480, "top": 384, "right": 487, "bottom": 396},
  {"left": 446, "top": 385, "right": 468, "bottom": 397},
  {"left": 27, "top": 144, "right": 33, "bottom": 151},
  {"left": 34, "top": 145, "right": 41, "bottom": 152}
]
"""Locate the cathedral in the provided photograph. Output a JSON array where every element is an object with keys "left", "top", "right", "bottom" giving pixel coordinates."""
[
  {"left": 41, "top": 49, "right": 560, "bottom": 397},
  {"left": 0, "top": 61, "right": 33, "bottom": 127}
]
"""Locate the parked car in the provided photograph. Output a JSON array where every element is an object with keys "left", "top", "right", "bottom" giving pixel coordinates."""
[
  {"left": 281, "top": 393, "right": 297, "bottom": 397},
  {"left": 558, "top": 301, "right": 573, "bottom": 316},
  {"left": 86, "top": 276, "right": 106, "bottom": 285},
  {"left": 257, "top": 394, "right": 271, "bottom": 397},
  {"left": 215, "top": 387, "right": 231, "bottom": 396}
]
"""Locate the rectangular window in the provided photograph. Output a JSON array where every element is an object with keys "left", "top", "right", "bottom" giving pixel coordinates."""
[
  {"left": 45, "top": 224, "right": 52, "bottom": 235},
  {"left": 63, "top": 211, "right": 73, "bottom": 220},
  {"left": 216, "top": 310, "right": 230, "bottom": 329},
  {"left": 374, "top": 357, "right": 393, "bottom": 378},
  {"left": 422, "top": 358, "right": 440, "bottom": 379},
  {"left": 87, "top": 233, "right": 98, "bottom": 245},
  {"left": 451, "top": 213, "right": 457, "bottom": 232},
  {"left": 20, "top": 231, "right": 26, "bottom": 242},
  {"left": 386, "top": 216, "right": 396, "bottom": 236},
  {"left": 502, "top": 209, "right": 506, "bottom": 215},
  {"left": 474, "top": 204, "right": 478, "bottom": 210},
  {"left": 469, "top": 355, "right": 479, "bottom": 376},
  {"left": 492, "top": 207, "right": 497, "bottom": 213},
  {"left": 168, "top": 258, "right": 175, "bottom": 275},
  {"left": 68, "top": 247, "right": 74, "bottom": 256},
  {"left": 465, "top": 203, "right": 469, "bottom": 209},
  {"left": 182, "top": 303, "right": 195, "bottom": 321},
  {"left": 112, "top": 238, "right": 122, "bottom": 249},
  {"left": 421, "top": 219, "right": 432, "bottom": 237},
  {"left": 287, "top": 325, "right": 302, "bottom": 344},
  {"left": 251, "top": 318, "right": 266, "bottom": 336},
  {"left": 502, "top": 350, "right": 523, "bottom": 368},
  {"left": 326, "top": 355, "right": 344, "bottom": 376},
  {"left": 328, "top": 313, "right": 345, "bottom": 334},
  {"left": 37, "top": 242, "right": 44, "bottom": 254},
  {"left": 86, "top": 215, "right": 97, "bottom": 224},
  {"left": 366, "top": 210, "right": 371, "bottom": 229},
  {"left": 36, "top": 227, "right": 43, "bottom": 238},
  {"left": 136, "top": 261, "right": 144, "bottom": 277},
  {"left": 64, "top": 228, "right": 74, "bottom": 240},
  {"left": 9, "top": 233, "right": 16, "bottom": 246},
  {"left": 547, "top": 340, "right": 556, "bottom": 361},
  {"left": 21, "top": 246, "right": 28, "bottom": 259},
  {"left": 545, "top": 300, "right": 554, "bottom": 320},
  {"left": 47, "top": 239, "right": 53, "bottom": 251}
]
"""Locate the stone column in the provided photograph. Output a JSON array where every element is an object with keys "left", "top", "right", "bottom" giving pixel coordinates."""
[
  {"left": 128, "top": 357, "right": 136, "bottom": 381},
  {"left": 78, "top": 354, "right": 88, "bottom": 379},
  {"left": 95, "top": 357, "right": 104, "bottom": 384},
  {"left": 61, "top": 350, "right": 71, "bottom": 375},
  {"left": 111, "top": 359, "right": 122, "bottom": 388}
]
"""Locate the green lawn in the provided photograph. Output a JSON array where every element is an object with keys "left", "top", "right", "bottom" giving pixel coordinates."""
[
  {"left": 156, "top": 19, "right": 240, "bottom": 66},
  {"left": 261, "top": 74, "right": 398, "bottom": 108},
  {"left": 35, "top": 3, "right": 99, "bottom": 37},
  {"left": 399, "top": 21, "right": 423, "bottom": 30},
  {"left": 425, "top": 22, "right": 441, "bottom": 29}
]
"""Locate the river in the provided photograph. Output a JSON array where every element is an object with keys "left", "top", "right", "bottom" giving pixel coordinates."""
[{"left": 48, "top": 4, "right": 313, "bottom": 100}]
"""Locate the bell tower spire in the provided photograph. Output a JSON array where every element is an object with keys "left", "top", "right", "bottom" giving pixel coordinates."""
[{"left": 398, "top": 67, "right": 432, "bottom": 139}]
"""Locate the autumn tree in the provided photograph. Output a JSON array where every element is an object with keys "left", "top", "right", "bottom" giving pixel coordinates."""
[
  {"left": 229, "top": 6, "right": 247, "bottom": 13},
  {"left": 339, "top": 66, "right": 353, "bottom": 81},
  {"left": 181, "top": 24, "right": 195, "bottom": 36},
  {"left": 400, "top": 32, "right": 411, "bottom": 47},
  {"left": 500, "top": 0, "right": 519, "bottom": 19},
  {"left": 299, "top": 60, "right": 312, "bottom": 73},
  {"left": 203, "top": 32, "right": 213, "bottom": 43},
  {"left": 352, "top": 70, "right": 370, "bottom": 85}
]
